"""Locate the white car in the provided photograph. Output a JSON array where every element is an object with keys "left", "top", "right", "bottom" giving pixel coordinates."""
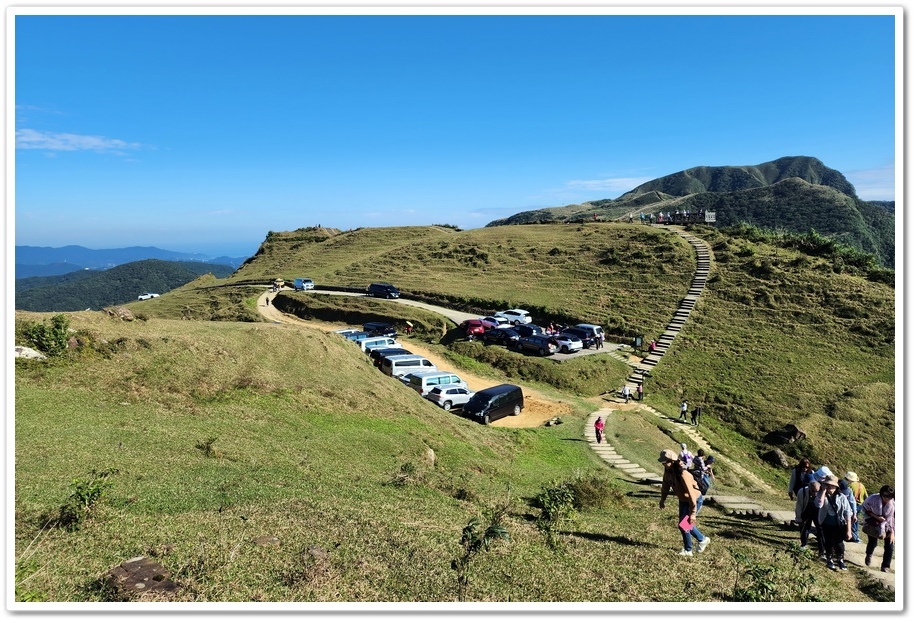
[
  {"left": 499, "top": 309, "right": 532, "bottom": 325},
  {"left": 553, "top": 334, "right": 583, "bottom": 353},
  {"left": 480, "top": 315, "right": 511, "bottom": 329},
  {"left": 425, "top": 384, "right": 476, "bottom": 411},
  {"left": 137, "top": 293, "right": 160, "bottom": 300}
]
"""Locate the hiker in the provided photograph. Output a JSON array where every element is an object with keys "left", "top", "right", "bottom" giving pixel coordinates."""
[
  {"left": 844, "top": 471, "right": 868, "bottom": 543},
  {"left": 658, "top": 449, "right": 711, "bottom": 557},
  {"left": 862, "top": 485, "right": 895, "bottom": 573},
  {"left": 637, "top": 383, "right": 644, "bottom": 401},
  {"left": 678, "top": 443, "right": 694, "bottom": 468},
  {"left": 788, "top": 458, "right": 815, "bottom": 501},
  {"left": 816, "top": 474, "right": 854, "bottom": 571},
  {"left": 679, "top": 401, "right": 688, "bottom": 421},
  {"left": 795, "top": 479, "right": 824, "bottom": 554},
  {"left": 690, "top": 405, "right": 701, "bottom": 426},
  {"left": 622, "top": 385, "right": 631, "bottom": 403},
  {"left": 594, "top": 416, "right": 605, "bottom": 444},
  {"left": 692, "top": 450, "right": 712, "bottom": 493}
]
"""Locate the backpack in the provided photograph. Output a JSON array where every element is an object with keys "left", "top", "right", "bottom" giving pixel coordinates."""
[{"left": 689, "top": 468, "right": 709, "bottom": 495}]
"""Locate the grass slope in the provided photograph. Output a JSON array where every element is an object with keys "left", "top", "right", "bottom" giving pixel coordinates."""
[{"left": 14, "top": 313, "right": 890, "bottom": 603}]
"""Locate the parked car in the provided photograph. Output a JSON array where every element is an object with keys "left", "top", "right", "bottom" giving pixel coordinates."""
[
  {"left": 560, "top": 327, "right": 596, "bottom": 349},
  {"left": 553, "top": 334, "right": 583, "bottom": 353},
  {"left": 462, "top": 384, "right": 524, "bottom": 424},
  {"left": 426, "top": 385, "right": 476, "bottom": 411},
  {"left": 574, "top": 323, "right": 606, "bottom": 343},
  {"left": 137, "top": 293, "right": 160, "bottom": 300},
  {"left": 369, "top": 347, "right": 412, "bottom": 367},
  {"left": 379, "top": 354, "right": 437, "bottom": 378},
  {"left": 480, "top": 315, "right": 511, "bottom": 329},
  {"left": 355, "top": 336, "right": 401, "bottom": 353},
  {"left": 512, "top": 323, "right": 544, "bottom": 339},
  {"left": 499, "top": 309, "right": 532, "bottom": 325},
  {"left": 460, "top": 318, "right": 487, "bottom": 338},
  {"left": 481, "top": 327, "right": 521, "bottom": 347},
  {"left": 517, "top": 334, "right": 559, "bottom": 356},
  {"left": 363, "top": 322, "right": 397, "bottom": 338},
  {"left": 367, "top": 282, "right": 400, "bottom": 299},
  {"left": 293, "top": 278, "right": 315, "bottom": 291},
  {"left": 337, "top": 330, "right": 370, "bottom": 341},
  {"left": 405, "top": 371, "right": 468, "bottom": 396}
]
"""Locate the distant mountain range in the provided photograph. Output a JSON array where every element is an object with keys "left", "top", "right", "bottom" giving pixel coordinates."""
[
  {"left": 15, "top": 245, "right": 249, "bottom": 279},
  {"left": 488, "top": 156, "right": 895, "bottom": 268},
  {"left": 15, "top": 258, "right": 236, "bottom": 312}
]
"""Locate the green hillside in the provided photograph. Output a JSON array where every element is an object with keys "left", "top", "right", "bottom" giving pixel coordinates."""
[
  {"left": 487, "top": 156, "right": 895, "bottom": 268},
  {"left": 15, "top": 259, "right": 236, "bottom": 312},
  {"left": 14, "top": 223, "right": 896, "bottom": 603}
]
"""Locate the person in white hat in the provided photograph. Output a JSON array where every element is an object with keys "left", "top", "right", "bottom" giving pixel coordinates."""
[{"left": 815, "top": 474, "right": 854, "bottom": 571}]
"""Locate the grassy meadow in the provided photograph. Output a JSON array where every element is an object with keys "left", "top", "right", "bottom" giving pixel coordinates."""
[{"left": 13, "top": 222, "right": 896, "bottom": 604}]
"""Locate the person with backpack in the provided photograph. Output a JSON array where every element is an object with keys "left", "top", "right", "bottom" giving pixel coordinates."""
[
  {"left": 678, "top": 443, "right": 694, "bottom": 468},
  {"left": 691, "top": 450, "right": 712, "bottom": 495},
  {"left": 795, "top": 479, "right": 824, "bottom": 555},
  {"left": 658, "top": 449, "right": 711, "bottom": 556},
  {"left": 788, "top": 458, "right": 814, "bottom": 501},
  {"left": 816, "top": 474, "right": 854, "bottom": 571}
]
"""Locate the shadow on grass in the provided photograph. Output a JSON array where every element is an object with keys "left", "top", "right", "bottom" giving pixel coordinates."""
[{"left": 564, "top": 531, "right": 660, "bottom": 548}]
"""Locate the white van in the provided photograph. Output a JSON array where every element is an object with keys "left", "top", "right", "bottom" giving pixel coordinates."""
[
  {"left": 405, "top": 371, "right": 468, "bottom": 396},
  {"left": 355, "top": 336, "right": 401, "bottom": 353},
  {"left": 380, "top": 354, "right": 437, "bottom": 378}
]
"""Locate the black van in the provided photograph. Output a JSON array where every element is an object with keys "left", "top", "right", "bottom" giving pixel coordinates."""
[
  {"left": 367, "top": 283, "right": 400, "bottom": 299},
  {"left": 462, "top": 384, "right": 524, "bottom": 425},
  {"left": 363, "top": 321, "right": 398, "bottom": 337}
]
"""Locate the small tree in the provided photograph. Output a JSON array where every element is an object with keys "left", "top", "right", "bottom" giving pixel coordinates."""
[
  {"left": 22, "top": 314, "right": 71, "bottom": 357},
  {"left": 451, "top": 502, "right": 510, "bottom": 601},
  {"left": 534, "top": 479, "right": 577, "bottom": 549}
]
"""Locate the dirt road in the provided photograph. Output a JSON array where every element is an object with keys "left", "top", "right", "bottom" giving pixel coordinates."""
[{"left": 258, "top": 289, "right": 573, "bottom": 427}]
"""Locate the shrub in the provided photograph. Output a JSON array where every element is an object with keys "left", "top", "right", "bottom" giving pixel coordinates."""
[
  {"left": 21, "top": 314, "right": 71, "bottom": 357},
  {"left": 57, "top": 468, "right": 119, "bottom": 531}
]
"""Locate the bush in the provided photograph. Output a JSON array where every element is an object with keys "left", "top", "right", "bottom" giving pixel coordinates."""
[{"left": 21, "top": 314, "right": 71, "bottom": 356}]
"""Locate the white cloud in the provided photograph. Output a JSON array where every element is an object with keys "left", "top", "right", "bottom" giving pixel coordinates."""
[
  {"left": 15, "top": 128, "right": 142, "bottom": 153},
  {"left": 845, "top": 164, "right": 895, "bottom": 201},
  {"left": 564, "top": 177, "right": 652, "bottom": 193}
]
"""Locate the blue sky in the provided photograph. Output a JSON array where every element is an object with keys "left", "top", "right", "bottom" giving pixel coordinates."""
[{"left": 11, "top": 8, "right": 899, "bottom": 257}]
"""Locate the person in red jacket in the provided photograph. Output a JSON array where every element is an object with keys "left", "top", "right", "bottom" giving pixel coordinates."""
[{"left": 594, "top": 416, "right": 605, "bottom": 444}]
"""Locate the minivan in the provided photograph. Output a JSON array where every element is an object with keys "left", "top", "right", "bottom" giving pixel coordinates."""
[
  {"left": 367, "top": 283, "right": 400, "bottom": 299},
  {"left": 405, "top": 371, "right": 468, "bottom": 396},
  {"left": 575, "top": 324, "right": 605, "bottom": 341},
  {"left": 462, "top": 384, "right": 524, "bottom": 425},
  {"left": 379, "top": 354, "right": 437, "bottom": 378},
  {"left": 355, "top": 336, "right": 401, "bottom": 353}
]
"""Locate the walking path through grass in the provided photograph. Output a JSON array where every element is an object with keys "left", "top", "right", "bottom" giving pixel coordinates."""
[{"left": 583, "top": 225, "right": 894, "bottom": 592}]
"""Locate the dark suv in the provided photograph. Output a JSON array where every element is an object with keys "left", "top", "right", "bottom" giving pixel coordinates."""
[
  {"left": 512, "top": 323, "right": 544, "bottom": 339},
  {"left": 363, "top": 322, "right": 397, "bottom": 338},
  {"left": 516, "top": 334, "right": 559, "bottom": 356},
  {"left": 367, "top": 283, "right": 400, "bottom": 299}
]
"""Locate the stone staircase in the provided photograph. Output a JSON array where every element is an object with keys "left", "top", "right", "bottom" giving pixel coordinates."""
[{"left": 588, "top": 225, "right": 894, "bottom": 592}]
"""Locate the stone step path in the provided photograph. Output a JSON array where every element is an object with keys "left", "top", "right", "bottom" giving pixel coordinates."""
[{"left": 590, "top": 224, "right": 894, "bottom": 592}]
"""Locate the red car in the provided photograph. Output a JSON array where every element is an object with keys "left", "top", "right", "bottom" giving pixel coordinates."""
[{"left": 460, "top": 318, "right": 487, "bottom": 337}]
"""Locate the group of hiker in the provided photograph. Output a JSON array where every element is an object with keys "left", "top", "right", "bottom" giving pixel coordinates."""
[{"left": 789, "top": 458, "right": 895, "bottom": 573}]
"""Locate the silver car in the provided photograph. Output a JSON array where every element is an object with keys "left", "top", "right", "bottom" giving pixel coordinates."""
[{"left": 425, "top": 384, "right": 476, "bottom": 411}]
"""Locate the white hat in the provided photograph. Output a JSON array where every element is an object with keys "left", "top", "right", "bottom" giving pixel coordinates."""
[
  {"left": 844, "top": 471, "right": 859, "bottom": 482},
  {"left": 680, "top": 443, "right": 688, "bottom": 449},
  {"left": 813, "top": 466, "right": 834, "bottom": 482}
]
